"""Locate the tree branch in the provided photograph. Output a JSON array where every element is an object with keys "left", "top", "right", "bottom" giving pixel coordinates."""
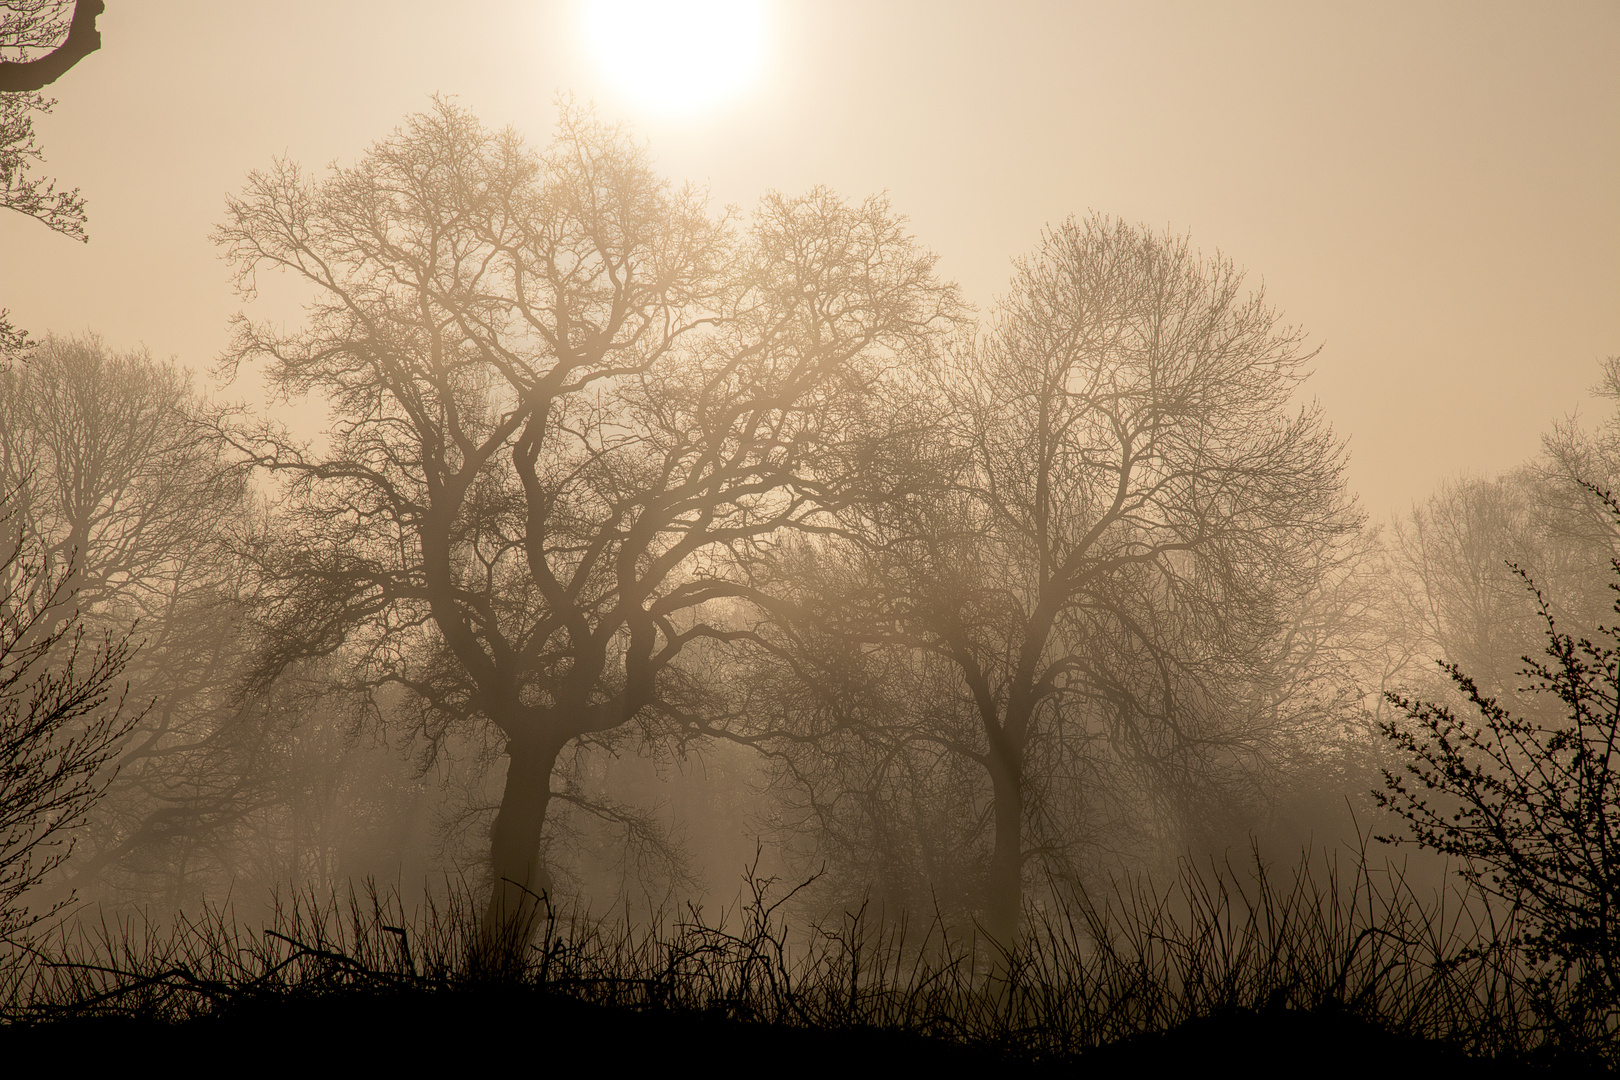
[{"left": 0, "top": 0, "right": 103, "bottom": 92}]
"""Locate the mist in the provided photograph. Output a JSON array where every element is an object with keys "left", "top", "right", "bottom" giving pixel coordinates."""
[{"left": 1, "top": 2, "right": 1617, "bottom": 1071}]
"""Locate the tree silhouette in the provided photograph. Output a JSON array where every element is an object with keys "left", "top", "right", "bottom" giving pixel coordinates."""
[
  {"left": 1379, "top": 489, "right": 1620, "bottom": 1006},
  {"left": 0, "top": 336, "right": 267, "bottom": 909},
  {"left": 1, "top": 491, "right": 135, "bottom": 943},
  {"left": 214, "top": 98, "right": 958, "bottom": 948},
  {"left": 757, "top": 217, "right": 1356, "bottom": 947}
]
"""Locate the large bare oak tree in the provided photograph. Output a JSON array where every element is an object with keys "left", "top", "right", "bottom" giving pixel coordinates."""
[{"left": 214, "top": 99, "right": 958, "bottom": 942}]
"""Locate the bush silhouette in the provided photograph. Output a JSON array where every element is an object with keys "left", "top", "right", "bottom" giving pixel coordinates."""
[{"left": 1379, "top": 486, "right": 1620, "bottom": 1013}]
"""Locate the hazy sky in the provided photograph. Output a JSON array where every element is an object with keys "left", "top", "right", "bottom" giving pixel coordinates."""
[{"left": 3, "top": 1, "right": 1615, "bottom": 519}]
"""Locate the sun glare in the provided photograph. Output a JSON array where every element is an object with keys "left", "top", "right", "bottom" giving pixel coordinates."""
[{"left": 581, "top": 0, "right": 770, "bottom": 115}]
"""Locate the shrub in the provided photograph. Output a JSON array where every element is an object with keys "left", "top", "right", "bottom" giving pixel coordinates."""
[{"left": 1378, "top": 490, "right": 1620, "bottom": 1020}]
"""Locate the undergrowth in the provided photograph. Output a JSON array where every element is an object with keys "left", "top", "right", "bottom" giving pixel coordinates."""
[{"left": 0, "top": 843, "right": 1612, "bottom": 1068}]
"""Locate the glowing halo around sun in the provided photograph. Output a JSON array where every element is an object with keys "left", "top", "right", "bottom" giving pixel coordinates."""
[{"left": 580, "top": 0, "right": 771, "bottom": 115}]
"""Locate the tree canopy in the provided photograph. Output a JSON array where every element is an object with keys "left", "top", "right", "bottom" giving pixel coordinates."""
[
  {"left": 214, "top": 98, "right": 960, "bottom": 942},
  {"left": 744, "top": 216, "right": 1359, "bottom": 944}
]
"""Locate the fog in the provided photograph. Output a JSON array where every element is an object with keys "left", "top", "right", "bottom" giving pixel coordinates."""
[
  {"left": 6, "top": 2, "right": 1616, "bottom": 521},
  {"left": 1, "top": 1, "right": 1617, "bottom": 1066}
]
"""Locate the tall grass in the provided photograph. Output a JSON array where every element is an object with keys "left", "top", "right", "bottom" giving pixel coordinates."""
[{"left": 1, "top": 843, "right": 1611, "bottom": 1066}]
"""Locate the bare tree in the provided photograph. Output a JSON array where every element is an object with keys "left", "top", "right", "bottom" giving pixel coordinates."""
[
  {"left": 756, "top": 217, "right": 1356, "bottom": 946},
  {"left": 0, "top": 335, "right": 261, "bottom": 909},
  {"left": 1535, "top": 356, "right": 1620, "bottom": 579},
  {"left": 0, "top": 336, "right": 243, "bottom": 618},
  {"left": 1, "top": 499, "right": 134, "bottom": 943},
  {"left": 213, "top": 98, "right": 958, "bottom": 946},
  {"left": 1382, "top": 360, "right": 1620, "bottom": 712},
  {"left": 1386, "top": 475, "right": 1546, "bottom": 699}
]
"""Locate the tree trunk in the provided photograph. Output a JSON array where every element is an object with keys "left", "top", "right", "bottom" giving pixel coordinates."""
[
  {"left": 983, "top": 749, "right": 1024, "bottom": 954},
  {"left": 479, "top": 731, "right": 563, "bottom": 968}
]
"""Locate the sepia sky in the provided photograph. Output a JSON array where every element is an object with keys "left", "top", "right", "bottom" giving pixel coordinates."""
[{"left": 2, "top": 0, "right": 1615, "bottom": 519}]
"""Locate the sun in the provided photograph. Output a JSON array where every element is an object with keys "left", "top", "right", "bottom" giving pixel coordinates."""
[{"left": 581, "top": 0, "right": 770, "bottom": 115}]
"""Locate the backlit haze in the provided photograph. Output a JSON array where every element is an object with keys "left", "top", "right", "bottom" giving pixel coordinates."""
[
  {"left": 582, "top": 0, "right": 770, "bottom": 113},
  {"left": 2, "top": 0, "right": 1615, "bottom": 519}
]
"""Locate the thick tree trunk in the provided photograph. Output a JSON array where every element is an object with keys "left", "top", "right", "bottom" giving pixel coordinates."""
[
  {"left": 0, "top": 0, "right": 104, "bottom": 92},
  {"left": 983, "top": 751, "right": 1024, "bottom": 954},
  {"left": 479, "top": 732, "right": 563, "bottom": 968}
]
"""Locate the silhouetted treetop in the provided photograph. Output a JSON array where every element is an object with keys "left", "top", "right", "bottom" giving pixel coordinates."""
[{"left": 213, "top": 98, "right": 961, "bottom": 948}]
